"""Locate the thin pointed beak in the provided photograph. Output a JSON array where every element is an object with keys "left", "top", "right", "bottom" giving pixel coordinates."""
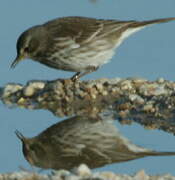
[
  {"left": 11, "top": 55, "right": 24, "bottom": 69},
  {"left": 15, "top": 130, "right": 25, "bottom": 142}
]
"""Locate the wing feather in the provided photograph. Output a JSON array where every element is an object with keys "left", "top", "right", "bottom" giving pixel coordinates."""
[{"left": 43, "top": 16, "right": 135, "bottom": 44}]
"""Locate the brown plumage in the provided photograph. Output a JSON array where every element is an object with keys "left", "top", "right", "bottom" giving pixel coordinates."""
[
  {"left": 16, "top": 115, "right": 175, "bottom": 170},
  {"left": 11, "top": 16, "right": 175, "bottom": 80}
]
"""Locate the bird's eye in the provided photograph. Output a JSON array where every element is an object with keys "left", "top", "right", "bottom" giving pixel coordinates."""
[{"left": 24, "top": 47, "right": 29, "bottom": 53}]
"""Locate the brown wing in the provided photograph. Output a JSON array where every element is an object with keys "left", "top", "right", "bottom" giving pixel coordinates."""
[
  {"left": 43, "top": 16, "right": 135, "bottom": 44},
  {"left": 43, "top": 16, "right": 175, "bottom": 45}
]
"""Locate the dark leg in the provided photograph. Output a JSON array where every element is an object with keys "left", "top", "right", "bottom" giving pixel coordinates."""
[
  {"left": 71, "top": 66, "right": 99, "bottom": 81},
  {"left": 71, "top": 72, "right": 81, "bottom": 81}
]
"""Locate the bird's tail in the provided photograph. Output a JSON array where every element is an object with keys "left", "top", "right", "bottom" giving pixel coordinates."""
[
  {"left": 130, "top": 17, "right": 175, "bottom": 28},
  {"left": 137, "top": 150, "right": 175, "bottom": 157}
]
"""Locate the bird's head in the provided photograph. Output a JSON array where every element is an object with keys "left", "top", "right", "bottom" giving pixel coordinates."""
[
  {"left": 11, "top": 26, "right": 46, "bottom": 68},
  {"left": 15, "top": 130, "right": 51, "bottom": 169}
]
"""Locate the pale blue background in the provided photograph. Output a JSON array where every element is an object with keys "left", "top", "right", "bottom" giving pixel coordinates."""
[{"left": 1, "top": 0, "right": 175, "bottom": 175}]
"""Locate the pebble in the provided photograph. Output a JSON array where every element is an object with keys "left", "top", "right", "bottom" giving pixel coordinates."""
[
  {"left": 0, "top": 166, "right": 175, "bottom": 180},
  {"left": 120, "top": 80, "right": 133, "bottom": 90},
  {"left": 134, "top": 170, "right": 149, "bottom": 180},
  {"left": 2, "top": 83, "right": 22, "bottom": 98},
  {"left": 143, "top": 103, "right": 154, "bottom": 112},
  {"left": 157, "top": 77, "right": 165, "bottom": 83},
  {"left": 23, "top": 81, "right": 45, "bottom": 97},
  {"left": 129, "top": 94, "right": 144, "bottom": 104},
  {"left": 73, "top": 164, "right": 91, "bottom": 177},
  {"left": 1, "top": 78, "right": 175, "bottom": 122},
  {"left": 154, "top": 85, "right": 167, "bottom": 96}
]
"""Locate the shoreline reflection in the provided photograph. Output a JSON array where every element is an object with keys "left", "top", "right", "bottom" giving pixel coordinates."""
[{"left": 16, "top": 114, "right": 175, "bottom": 170}]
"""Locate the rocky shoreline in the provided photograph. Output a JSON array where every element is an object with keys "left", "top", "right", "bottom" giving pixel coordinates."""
[
  {"left": 1, "top": 78, "right": 175, "bottom": 133},
  {"left": 1, "top": 165, "right": 175, "bottom": 180}
]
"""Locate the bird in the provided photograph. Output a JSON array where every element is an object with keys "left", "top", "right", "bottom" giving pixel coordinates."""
[
  {"left": 11, "top": 16, "right": 175, "bottom": 81},
  {"left": 15, "top": 115, "right": 175, "bottom": 170}
]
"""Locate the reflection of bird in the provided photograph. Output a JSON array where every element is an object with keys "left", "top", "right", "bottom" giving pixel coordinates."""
[
  {"left": 11, "top": 16, "right": 175, "bottom": 80},
  {"left": 16, "top": 116, "right": 175, "bottom": 170}
]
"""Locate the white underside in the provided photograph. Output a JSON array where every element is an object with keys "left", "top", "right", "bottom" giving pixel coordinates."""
[
  {"left": 115, "top": 26, "right": 145, "bottom": 48},
  {"left": 50, "top": 26, "right": 145, "bottom": 72}
]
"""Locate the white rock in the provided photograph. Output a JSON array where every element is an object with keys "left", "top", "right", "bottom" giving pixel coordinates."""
[
  {"left": 73, "top": 164, "right": 91, "bottom": 177},
  {"left": 3, "top": 84, "right": 22, "bottom": 98},
  {"left": 129, "top": 94, "right": 144, "bottom": 104},
  {"left": 24, "top": 81, "right": 45, "bottom": 96},
  {"left": 134, "top": 170, "right": 149, "bottom": 180}
]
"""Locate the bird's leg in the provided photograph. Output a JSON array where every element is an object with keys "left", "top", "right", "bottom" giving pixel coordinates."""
[
  {"left": 71, "top": 71, "right": 90, "bottom": 81},
  {"left": 71, "top": 66, "right": 99, "bottom": 81},
  {"left": 71, "top": 72, "right": 81, "bottom": 81}
]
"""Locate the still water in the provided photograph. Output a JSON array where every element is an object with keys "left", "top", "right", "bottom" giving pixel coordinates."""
[{"left": 1, "top": 78, "right": 175, "bottom": 175}]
